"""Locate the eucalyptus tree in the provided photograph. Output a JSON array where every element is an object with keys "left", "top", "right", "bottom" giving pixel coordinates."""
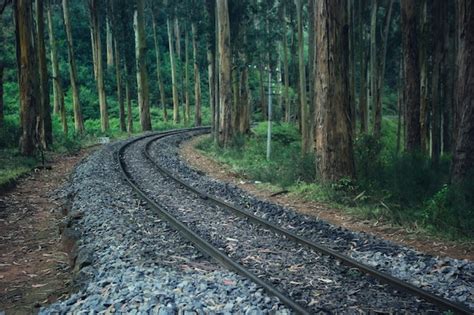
[{"left": 314, "top": 0, "right": 355, "bottom": 181}]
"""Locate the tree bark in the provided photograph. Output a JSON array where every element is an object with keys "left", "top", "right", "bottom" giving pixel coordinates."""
[
  {"left": 282, "top": 3, "right": 290, "bottom": 122},
  {"left": 216, "top": 0, "right": 232, "bottom": 147},
  {"left": 431, "top": 0, "right": 447, "bottom": 166},
  {"left": 89, "top": 0, "right": 109, "bottom": 132},
  {"left": 134, "top": 0, "right": 151, "bottom": 131},
  {"left": 374, "top": 0, "right": 394, "bottom": 138},
  {"left": 106, "top": 10, "right": 114, "bottom": 68},
  {"left": 46, "top": 0, "right": 64, "bottom": 119},
  {"left": 258, "top": 65, "right": 266, "bottom": 119},
  {"left": 451, "top": 0, "right": 474, "bottom": 183},
  {"left": 0, "top": 64, "right": 3, "bottom": 128},
  {"left": 152, "top": 12, "right": 168, "bottom": 122},
  {"left": 191, "top": 22, "right": 201, "bottom": 127},
  {"left": 124, "top": 62, "right": 133, "bottom": 134},
  {"left": 114, "top": 37, "right": 126, "bottom": 132},
  {"left": 295, "top": 0, "right": 309, "bottom": 153},
  {"left": 167, "top": 18, "right": 180, "bottom": 123},
  {"left": 15, "top": 0, "right": 40, "bottom": 156},
  {"left": 359, "top": 0, "right": 368, "bottom": 134},
  {"left": 207, "top": 49, "right": 215, "bottom": 131},
  {"left": 369, "top": 0, "right": 377, "bottom": 132},
  {"left": 62, "top": 0, "right": 83, "bottom": 133},
  {"left": 184, "top": 27, "right": 190, "bottom": 124},
  {"left": 35, "top": 0, "right": 52, "bottom": 148},
  {"left": 401, "top": 0, "right": 421, "bottom": 152},
  {"left": 314, "top": 0, "right": 355, "bottom": 181},
  {"left": 419, "top": 0, "right": 430, "bottom": 153}
]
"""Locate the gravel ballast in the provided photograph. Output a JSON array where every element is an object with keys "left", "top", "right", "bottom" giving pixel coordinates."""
[
  {"left": 41, "top": 136, "right": 289, "bottom": 314},
  {"left": 148, "top": 131, "right": 474, "bottom": 312}
]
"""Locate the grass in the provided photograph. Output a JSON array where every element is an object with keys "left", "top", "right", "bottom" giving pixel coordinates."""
[
  {"left": 0, "top": 149, "right": 38, "bottom": 188},
  {"left": 196, "top": 120, "right": 474, "bottom": 241}
]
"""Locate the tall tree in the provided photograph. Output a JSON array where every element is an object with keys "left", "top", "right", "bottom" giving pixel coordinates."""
[
  {"left": 184, "top": 26, "right": 190, "bottom": 124},
  {"left": 359, "top": 0, "right": 368, "bottom": 134},
  {"left": 35, "top": 0, "right": 52, "bottom": 148},
  {"left": 401, "top": 0, "right": 421, "bottom": 152},
  {"left": 89, "top": 0, "right": 109, "bottom": 132},
  {"left": 15, "top": 0, "right": 39, "bottom": 156},
  {"left": 419, "top": 0, "right": 430, "bottom": 152},
  {"left": 314, "top": 0, "right": 355, "bottom": 181},
  {"left": 295, "top": 0, "right": 309, "bottom": 153},
  {"left": 374, "top": 0, "right": 394, "bottom": 138},
  {"left": 166, "top": 8, "right": 180, "bottom": 123},
  {"left": 0, "top": 63, "right": 3, "bottom": 128},
  {"left": 134, "top": 0, "right": 151, "bottom": 131},
  {"left": 369, "top": 0, "right": 377, "bottom": 131},
  {"left": 62, "top": 0, "right": 84, "bottom": 133},
  {"left": 191, "top": 22, "right": 201, "bottom": 126},
  {"left": 105, "top": 3, "right": 114, "bottom": 68},
  {"left": 282, "top": 3, "right": 290, "bottom": 122},
  {"left": 46, "top": 0, "right": 66, "bottom": 135},
  {"left": 216, "top": 0, "right": 231, "bottom": 147},
  {"left": 451, "top": 0, "right": 474, "bottom": 184},
  {"left": 431, "top": 0, "right": 447, "bottom": 166},
  {"left": 151, "top": 7, "right": 168, "bottom": 122}
]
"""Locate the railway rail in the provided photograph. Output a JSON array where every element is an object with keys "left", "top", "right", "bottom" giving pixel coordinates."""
[{"left": 117, "top": 127, "right": 471, "bottom": 314}]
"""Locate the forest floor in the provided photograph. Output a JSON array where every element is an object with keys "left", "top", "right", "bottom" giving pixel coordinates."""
[
  {"left": 0, "top": 148, "right": 95, "bottom": 314},
  {"left": 181, "top": 136, "right": 473, "bottom": 262}
]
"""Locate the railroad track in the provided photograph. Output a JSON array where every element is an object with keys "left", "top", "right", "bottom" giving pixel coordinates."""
[{"left": 117, "top": 128, "right": 471, "bottom": 314}]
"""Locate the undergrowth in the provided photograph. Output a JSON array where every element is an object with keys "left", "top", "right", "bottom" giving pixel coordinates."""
[{"left": 196, "top": 120, "right": 474, "bottom": 240}]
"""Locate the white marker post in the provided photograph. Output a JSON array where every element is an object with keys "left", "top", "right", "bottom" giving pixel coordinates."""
[{"left": 266, "top": 69, "right": 272, "bottom": 161}]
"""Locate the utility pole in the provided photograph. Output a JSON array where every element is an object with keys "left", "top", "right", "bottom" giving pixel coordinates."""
[{"left": 266, "top": 69, "right": 272, "bottom": 160}]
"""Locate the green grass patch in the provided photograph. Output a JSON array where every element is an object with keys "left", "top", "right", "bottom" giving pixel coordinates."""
[{"left": 0, "top": 149, "right": 38, "bottom": 188}]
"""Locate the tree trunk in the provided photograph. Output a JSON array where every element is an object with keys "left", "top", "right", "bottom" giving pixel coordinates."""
[
  {"left": 282, "top": 4, "right": 290, "bottom": 122},
  {"left": 295, "top": 0, "right": 309, "bottom": 153},
  {"left": 62, "top": 0, "right": 83, "bottom": 133},
  {"left": 369, "top": 0, "right": 377, "bottom": 132},
  {"left": 175, "top": 17, "right": 185, "bottom": 120},
  {"left": 258, "top": 65, "right": 266, "bottom": 119},
  {"left": 124, "top": 62, "right": 133, "bottom": 134},
  {"left": 106, "top": 12, "right": 114, "bottom": 68},
  {"left": 184, "top": 27, "right": 190, "bottom": 124},
  {"left": 216, "top": 0, "right": 232, "bottom": 147},
  {"left": 314, "top": 0, "right": 354, "bottom": 181},
  {"left": 401, "top": 0, "right": 421, "bottom": 152},
  {"left": 239, "top": 63, "right": 250, "bottom": 134},
  {"left": 114, "top": 37, "right": 126, "bottom": 132},
  {"left": 396, "top": 61, "right": 403, "bottom": 153},
  {"left": 15, "top": 0, "right": 40, "bottom": 156},
  {"left": 35, "top": 0, "right": 52, "bottom": 148},
  {"left": 191, "top": 22, "right": 201, "bottom": 127},
  {"left": 443, "top": 14, "right": 455, "bottom": 154},
  {"left": 152, "top": 13, "right": 168, "bottom": 122},
  {"left": 431, "top": 0, "right": 447, "bottom": 166},
  {"left": 451, "top": 0, "right": 474, "bottom": 184},
  {"left": 0, "top": 64, "right": 4, "bottom": 128},
  {"left": 134, "top": 0, "right": 151, "bottom": 131},
  {"left": 419, "top": 0, "right": 430, "bottom": 153},
  {"left": 46, "top": 0, "right": 64, "bottom": 122},
  {"left": 90, "top": 0, "right": 109, "bottom": 132},
  {"left": 374, "top": 0, "right": 394, "bottom": 138},
  {"left": 167, "top": 18, "right": 180, "bottom": 123},
  {"left": 358, "top": 0, "right": 368, "bottom": 134},
  {"left": 207, "top": 49, "right": 215, "bottom": 132},
  {"left": 347, "top": 0, "right": 355, "bottom": 134}
]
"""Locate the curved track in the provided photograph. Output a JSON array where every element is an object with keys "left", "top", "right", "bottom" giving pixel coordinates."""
[{"left": 117, "top": 128, "right": 471, "bottom": 314}]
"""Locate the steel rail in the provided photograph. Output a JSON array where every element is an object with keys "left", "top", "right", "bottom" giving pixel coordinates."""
[
  {"left": 117, "top": 128, "right": 311, "bottom": 315},
  {"left": 143, "top": 130, "right": 472, "bottom": 315}
]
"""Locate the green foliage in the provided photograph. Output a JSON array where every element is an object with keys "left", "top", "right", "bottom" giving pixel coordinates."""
[
  {"left": 0, "top": 115, "right": 21, "bottom": 149},
  {"left": 0, "top": 149, "right": 38, "bottom": 187}
]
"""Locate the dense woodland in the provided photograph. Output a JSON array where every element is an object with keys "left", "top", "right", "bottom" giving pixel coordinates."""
[{"left": 0, "top": 0, "right": 473, "bottom": 237}]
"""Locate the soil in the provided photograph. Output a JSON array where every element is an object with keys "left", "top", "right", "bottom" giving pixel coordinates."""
[
  {"left": 0, "top": 148, "right": 96, "bottom": 315},
  {"left": 180, "top": 135, "right": 473, "bottom": 262}
]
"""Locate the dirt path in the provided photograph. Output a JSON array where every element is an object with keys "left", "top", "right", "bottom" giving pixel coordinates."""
[
  {"left": 0, "top": 148, "right": 95, "bottom": 314},
  {"left": 180, "top": 135, "right": 473, "bottom": 262}
]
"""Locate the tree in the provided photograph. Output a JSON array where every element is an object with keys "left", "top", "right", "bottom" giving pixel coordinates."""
[
  {"left": 46, "top": 0, "right": 66, "bottom": 135},
  {"left": 401, "top": 0, "right": 421, "bottom": 152},
  {"left": 35, "top": 0, "right": 52, "bottom": 148},
  {"left": 191, "top": 22, "right": 201, "bottom": 126},
  {"left": 419, "top": 0, "right": 430, "bottom": 152},
  {"left": 151, "top": 6, "right": 168, "bottom": 122},
  {"left": 359, "top": 0, "right": 368, "bottom": 134},
  {"left": 369, "top": 0, "right": 377, "bottom": 131},
  {"left": 295, "top": 0, "right": 309, "bottom": 153},
  {"left": 0, "top": 61, "right": 4, "bottom": 128},
  {"left": 134, "top": 0, "right": 151, "bottom": 131},
  {"left": 314, "top": 0, "right": 355, "bottom": 181},
  {"left": 216, "top": 0, "right": 231, "bottom": 147},
  {"left": 62, "top": 0, "right": 84, "bottom": 133},
  {"left": 15, "top": 0, "right": 39, "bottom": 156},
  {"left": 166, "top": 3, "right": 180, "bottom": 124},
  {"left": 451, "top": 0, "right": 474, "bottom": 184},
  {"left": 89, "top": 0, "right": 109, "bottom": 132}
]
